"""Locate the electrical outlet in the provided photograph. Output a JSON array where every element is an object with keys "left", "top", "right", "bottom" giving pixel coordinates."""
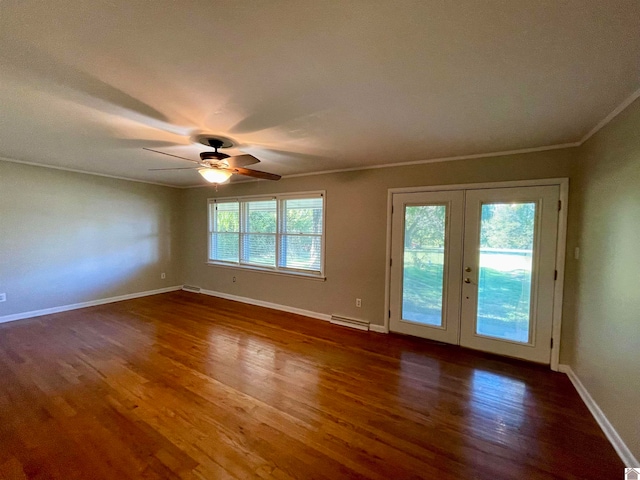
[
  {"left": 161, "top": 273, "right": 166, "bottom": 279},
  {"left": 233, "top": 276, "right": 237, "bottom": 283},
  {"left": 356, "top": 298, "right": 362, "bottom": 307},
  {"left": 0, "top": 293, "right": 6, "bottom": 302}
]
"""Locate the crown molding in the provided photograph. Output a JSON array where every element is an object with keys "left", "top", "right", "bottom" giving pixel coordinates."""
[
  {"left": 579, "top": 86, "right": 640, "bottom": 145},
  {"left": 0, "top": 156, "right": 182, "bottom": 189}
]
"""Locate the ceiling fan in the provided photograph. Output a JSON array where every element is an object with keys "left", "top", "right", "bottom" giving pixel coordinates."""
[{"left": 144, "top": 135, "right": 281, "bottom": 184}]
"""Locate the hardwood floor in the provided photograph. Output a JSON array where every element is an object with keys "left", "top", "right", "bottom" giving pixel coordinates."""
[{"left": 0, "top": 291, "right": 622, "bottom": 479}]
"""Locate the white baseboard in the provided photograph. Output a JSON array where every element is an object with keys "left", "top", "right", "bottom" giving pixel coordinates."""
[
  {"left": 195, "top": 288, "right": 393, "bottom": 334},
  {"left": 196, "top": 288, "right": 332, "bottom": 323},
  {"left": 558, "top": 364, "right": 638, "bottom": 466},
  {"left": 369, "top": 324, "right": 389, "bottom": 334},
  {"left": 0, "top": 286, "right": 183, "bottom": 324}
]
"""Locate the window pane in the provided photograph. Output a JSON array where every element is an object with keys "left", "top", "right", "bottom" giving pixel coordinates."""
[
  {"left": 243, "top": 234, "right": 276, "bottom": 267},
  {"left": 476, "top": 202, "right": 536, "bottom": 343},
  {"left": 208, "top": 194, "right": 324, "bottom": 276},
  {"left": 246, "top": 200, "right": 276, "bottom": 233},
  {"left": 279, "top": 235, "right": 321, "bottom": 271},
  {"left": 211, "top": 233, "right": 239, "bottom": 262},
  {"left": 402, "top": 205, "right": 446, "bottom": 326},
  {"left": 214, "top": 202, "right": 239, "bottom": 232},
  {"left": 283, "top": 198, "right": 323, "bottom": 234}
]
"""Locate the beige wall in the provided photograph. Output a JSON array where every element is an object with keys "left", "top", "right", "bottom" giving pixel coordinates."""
[
  {"left": 0, "top": 161, "right": 182, "bottom": 317},
  {"left": 182, "top": 148, "right": 577, "bottom": 346},
  {"left": 568, "top": 98, "right": 640, "bottom": 460}
]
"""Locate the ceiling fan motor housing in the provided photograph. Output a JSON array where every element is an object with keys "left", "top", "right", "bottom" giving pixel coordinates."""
[
  {"left": 198, "top": 136, "right": 234, "bottom": 162},
  {"left": 194, "top": 135, "right": 234, "bottom": 149},
  {"left": 200, "top": 151, "right": 230, "bottom": 161}
]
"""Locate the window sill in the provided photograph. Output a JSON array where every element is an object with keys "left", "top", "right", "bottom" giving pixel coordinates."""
[{"left": 205, "top": 262, "right": 326, "bottom": 281}]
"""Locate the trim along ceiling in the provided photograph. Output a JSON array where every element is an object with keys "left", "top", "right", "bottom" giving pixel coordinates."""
[{"left": 1, "top": 1, "right": 639, "bottom": 187}]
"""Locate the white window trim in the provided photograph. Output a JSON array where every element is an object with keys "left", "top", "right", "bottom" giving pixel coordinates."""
[{"left": 207, "top": 191, "right": 326, "bottom": 279}]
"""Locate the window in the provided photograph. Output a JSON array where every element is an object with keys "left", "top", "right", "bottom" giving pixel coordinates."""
[{"left": 208, "top": 192, "right": 325, "bottom": 277}]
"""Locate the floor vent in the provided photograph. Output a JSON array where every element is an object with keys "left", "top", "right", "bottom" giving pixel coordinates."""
[
  {"left": 183, "top": 285, "right": 201, "bottom": 293},
  {"left": 330, "top": 315, "right": 370, "bottom": 331}
]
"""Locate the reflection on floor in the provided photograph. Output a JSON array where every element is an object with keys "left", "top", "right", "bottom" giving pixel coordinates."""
[{"left": 0, "top": 291, "right": 622, "bottom": 479}]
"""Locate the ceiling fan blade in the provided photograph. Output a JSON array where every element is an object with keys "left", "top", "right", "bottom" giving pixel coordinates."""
[
  {"left": 143, "top": 148, "right": 202, "bottom": 165},
  {"left": 148, "top": 167, "right": 201, "bottom": 171},
  {"left": 225, "top": 154, "right": 261, "bottom": 168},
  {"left": 230, "top": 167, "right": 281, "bottom": 181}
]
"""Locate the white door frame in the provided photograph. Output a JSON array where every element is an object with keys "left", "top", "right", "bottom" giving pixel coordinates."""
[{"left": 383, "top": 178, "right": 569, "bottom": 371}]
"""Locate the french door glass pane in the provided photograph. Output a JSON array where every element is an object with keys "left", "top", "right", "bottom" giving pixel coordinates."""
[
  {"left": 476, "top": 202, "right": 535, "bottom": 343},
  {"left": 402, "top": 205, "right": 446, "bottom": 326}
]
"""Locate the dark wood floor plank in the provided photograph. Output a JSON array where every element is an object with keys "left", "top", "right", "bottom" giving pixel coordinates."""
[{"left": 0, "top": 291, "right": 623, "bottom": 479}]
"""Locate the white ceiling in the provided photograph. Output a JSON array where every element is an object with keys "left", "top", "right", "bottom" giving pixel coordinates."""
[{"left": 1, "top": 1, "right": 639, "bottom": 187}]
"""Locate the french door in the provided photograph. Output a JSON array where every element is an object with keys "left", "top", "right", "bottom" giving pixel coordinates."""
[{"left": 389, "top": 185, "right": 560, "bottom": 364}]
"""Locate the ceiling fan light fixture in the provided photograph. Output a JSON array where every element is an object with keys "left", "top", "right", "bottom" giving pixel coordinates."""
[{"left": 198, "top": 167, "right": 232, "bottom": 184}]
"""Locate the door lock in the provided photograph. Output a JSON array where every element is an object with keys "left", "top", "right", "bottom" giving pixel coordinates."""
[{"left": 465, "top": 266, "right": 472, "bottom": 272}]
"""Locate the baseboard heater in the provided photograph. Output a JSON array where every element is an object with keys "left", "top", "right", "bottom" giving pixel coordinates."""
[
  {"left": 183, "top": 285, "right": 201, "bottom": 293},
  {"left": 330, "top": 315, "right": 370, "bottom": 331}
]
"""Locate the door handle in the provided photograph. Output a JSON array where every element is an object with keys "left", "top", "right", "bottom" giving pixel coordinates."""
[{"left": 464, "top": 277, "right": 471, "bottom": 284}]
